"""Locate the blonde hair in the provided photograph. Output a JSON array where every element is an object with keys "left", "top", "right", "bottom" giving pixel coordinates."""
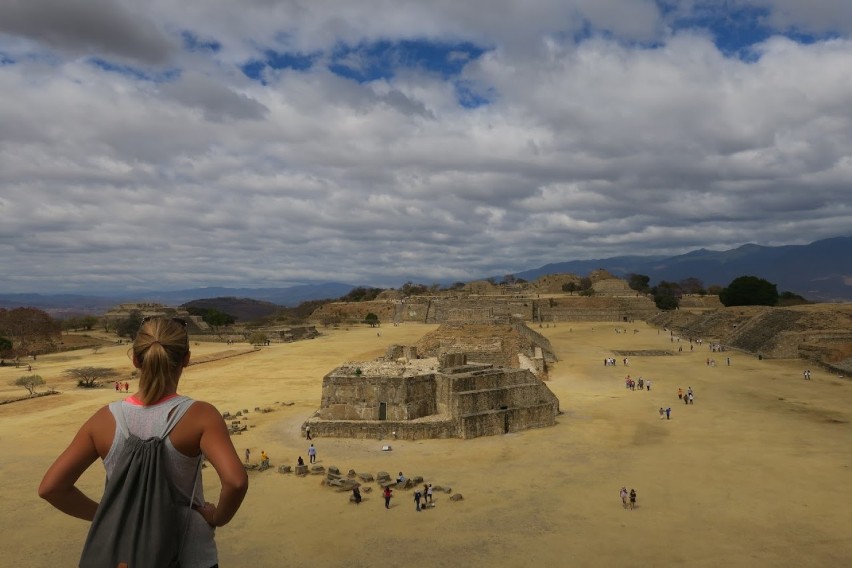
[{"left": 131, "top": 318, "right": 189, "bottom": 405}]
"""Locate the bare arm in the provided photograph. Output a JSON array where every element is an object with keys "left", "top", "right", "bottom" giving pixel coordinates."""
[
  {"left": 194, "top": 402, "right": 248, "bottom": 527},
  {"left": 38, "top": 407, "right": 111, "bottom": 521}
]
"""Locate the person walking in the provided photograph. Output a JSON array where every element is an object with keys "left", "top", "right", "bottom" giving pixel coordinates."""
[
  {"left": 39, "top": 316, "right": 248, "bottom": 568},
  {"left": 352, "top": 486, "right": 362, "bottom": 505},
  {"left": 620, "top": 487, "right": 628, "bottom": 509},
  {"left": 245, "top": 448, "right": 251, "bottom": 463},
  {"left": 414, "top": 488, "right": 422, "bottom": 511},
  {"left": 383, "top": 486, "right": 393, "bottom": 509},
  {"left": 308, "top": 443, "right": 317, "bottom": 464},
  {"left": 305, "top": 425, "right": 312, "bottom": 440},
  {"left": 665, "top": 407, "right": 671, "bottom": 420},
  {"left": 629, "top": 489, "right": 637, "bottom": 510}
]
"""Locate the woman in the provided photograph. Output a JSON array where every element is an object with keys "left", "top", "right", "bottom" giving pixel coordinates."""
[{"left": 39, "top": 317, "right": 248, "bottom": 568}]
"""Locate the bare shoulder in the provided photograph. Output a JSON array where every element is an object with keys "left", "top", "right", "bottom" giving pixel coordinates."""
[{"left": 186, "top": 400, "right": 226, "bottom": 426}]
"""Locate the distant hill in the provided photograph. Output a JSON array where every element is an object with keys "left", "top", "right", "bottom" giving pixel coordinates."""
[
  {"left": 0, "top": 282, "right": 355, "bottom": 317},
  {"left": 513, "top": 236, "right": 852, "bottom": 302},
  {"left": 183, "top": 297, "right": 284, "bottom": 323}
]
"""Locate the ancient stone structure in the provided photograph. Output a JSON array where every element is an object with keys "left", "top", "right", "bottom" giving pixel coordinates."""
[
  {"left": 103, "top": 303, "right": 208, "bottom": 331},
  {"left": 308, "top": 276, "right": 659, "bottom": 326},
  {"left": 306, "top": 354, "right": 560, "bottom": 440}
]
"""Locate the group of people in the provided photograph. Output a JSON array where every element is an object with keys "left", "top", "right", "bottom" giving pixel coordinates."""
[
  {"left": 619, "top": 487, "right": 637, "bottom": 510},
  {"left": 113, "top": 380, "right": 130, "bottom": 392},
  {"left": 677, "top": 387, "right": 694, "bottom": 405},
  {"left": 624, "top": 375, "right": 651, "bottom": 391}
]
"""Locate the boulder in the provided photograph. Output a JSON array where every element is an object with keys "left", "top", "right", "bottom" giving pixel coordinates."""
[
  {"left": 376, "top": 471, "right": 391, "bottom": 483},
  {"left": 412, "top": 476, "right": 424, "bottom": 485},
  {"left": 347, "top": 469, "right": 357, "bottom": 478},
  {"left": 295, "top": 465, "right": 308, "bottom": 476},
  {"left": 328, "top": 466, "right": 341, "bottom": 475},
  {"left": 357, "top": 473, "right": 374, "bottom": 483},
  {"left": 450, "top": 494, "right": 463, "bottom": 501},
  {"left": 278, "top": 465, "right": 292, "bottom": 474},
  {"left": 310, "top": 465, "right": 325, "bottom": 474}
]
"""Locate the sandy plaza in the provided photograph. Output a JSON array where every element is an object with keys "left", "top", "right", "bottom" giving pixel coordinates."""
[{"left": 2, "top": 320, "right": 851, "bottom": 567}]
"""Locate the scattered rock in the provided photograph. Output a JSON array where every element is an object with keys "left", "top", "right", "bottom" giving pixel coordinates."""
[
  {"left": 310, "top": 465, "right": 325, "bottom": 474},
  {"left": 222, "top": 411, "right": 231, "bottom": 419},
  {"left": 244, "top": 463, "right": 258, "bottom": 471},
  {"left": 357, "top": 473, "right": 375, "bottom": 483},
  {"left": 328, "top": 466, "right": 340, "bottom": 475},
  {"left": 242, "top": 409, "right": 249, "bottom": 413},
  {"left": 362, "top": 486, "right": 372, "bottom": 493},
  {"left": 278, "top": 465, "right": 292, "bottom": 474},
  {"left": 412, "top": 476, "right": 424, "bottom": 484},
  {"left": 376, "top": 471, "right": 391, "bottom": 483},
  {"left": 235, "top": 411, "right": 242, "bottom": 417},
  {"left": 450, "top": 494, "right": 463, "bottom": 501},
  {"left": 295, "top": 464, "right": 308, "bottom": 476},
  {"left": 254, "top": 407, "right": 261, "bottom": 411},
  {"left": 347, "top": 469, "right": 357, "bottom": 478}
]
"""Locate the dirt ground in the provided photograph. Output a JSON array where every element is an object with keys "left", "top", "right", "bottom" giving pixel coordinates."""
[{"left": 2, "top": 321, "right": 851, "bottom": 567}]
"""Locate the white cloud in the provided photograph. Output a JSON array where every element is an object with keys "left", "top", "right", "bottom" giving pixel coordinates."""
[{"left": 0, "top": 3, "right": 850, "bottom": 293}]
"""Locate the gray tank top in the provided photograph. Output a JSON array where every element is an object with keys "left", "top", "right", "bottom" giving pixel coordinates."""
[{"left": 104, "top": 395, "right": 218, "bottom": 568}]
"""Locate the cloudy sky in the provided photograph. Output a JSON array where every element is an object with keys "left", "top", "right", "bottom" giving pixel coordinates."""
[{"left": 1, "top": 1, "right": 851, "bottom": 294}]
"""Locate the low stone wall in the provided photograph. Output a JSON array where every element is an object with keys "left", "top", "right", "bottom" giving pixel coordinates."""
[
  {"left": 458, "top": 402, "right": 558, "bottom": 438},
  {"left": 303, "top": 418, "right": 458, "bottom": 440}
]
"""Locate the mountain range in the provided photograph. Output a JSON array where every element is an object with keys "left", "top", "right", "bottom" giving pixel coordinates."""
[
  {"left": 513, "top": 235, "right": 851, "bottom": 302},
  {"left": 1, "top": 236, "right": 849, "bottom": 316}
]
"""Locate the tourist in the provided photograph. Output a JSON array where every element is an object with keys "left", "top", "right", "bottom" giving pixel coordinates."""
[
  {"left": 659, "top": 407, "right": 665, "bottom": 420},
  {"left": 38, "top": 316, "right": 248, "bottom": 567},
  {"left": 678, "top": 387, "right": 683, "bottom": 400},
  {"left": 688, "top": 392, "right": 694, "bottom": 405},
  {"left": 245, "top": 448, "right": 251, "bottom": 463},
  {"left": 352, "top": 486, "right": 362, "bottom": 505},
  {"left": 619, "top": 487, "right": 628, "bottom": 509},
  {"left": 305, "top": 425, "right": 312, "bottom": 440},
  {"left": 397, "top": 471, "right": 406, "bottom": 484},
  {"left": 383, "top": 486, "right": 393, "bottom": 509},
  {"left": 297, "top": 456, "right": 304, "bottom": 466},
  {"left": 414, "top": 488, "right": 422, "bottom": 511},
  {"left": 308, "top": 443, "right": 317, "bottom": 464},
  {"left": 260, "top": 450, "right": 269, "bottom": 467},
  {"left": 646, "top": 380, "right": 651, "bottom": 391},
  {"left": 629, "top": 489, "right": 637, "bottom": 510},
  {"left": 427, "top": 483, "right": 433, "bottom": 504},
  {"left": 665, "top": 407, "right": 671, "bottom": 419},
  {"left": 124, "top": 381, "right": 129, "bottom": 392}
]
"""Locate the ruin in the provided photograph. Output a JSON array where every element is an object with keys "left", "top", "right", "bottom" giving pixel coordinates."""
[
  {"left": 306, "top": 353, "right": 559, "bottom": 440},
  {"left": 305, "top": 320, "right": 560, "bottom": 440}
]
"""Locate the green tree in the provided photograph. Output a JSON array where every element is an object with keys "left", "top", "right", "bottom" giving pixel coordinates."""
[
  {"left": 115, "top": 310, "right": 143, "bottom": 340},
  {"left": 561, "top": 282, "right": 579, "bottom": 295},
  {"left": 652, "top": 281, "right": 682, "bottom": 310},
  {"left": 12, "top": 374, "right": 45, "bottom": 395},
  {"left": 0, "top": 336, "right": 12, "bottom": 357},
  {"left": 719, "top": 276, "right": 779, "bottom": 307},
  {"left": 66, "top": 366, "right": 119, "bottom": 388},
  {"left": 627, "top": 273, "right": 651, "bottom": 293},
  {"left": 364, "top": 313, "right": 379, "bottom": 327},
  {"left": 81, "top": 315, "right": 99, "bottom": 330}
]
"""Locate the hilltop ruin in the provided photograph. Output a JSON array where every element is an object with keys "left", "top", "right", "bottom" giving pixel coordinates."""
[{"left": 305, "top": 321, "right": 560, "bottom": 440}]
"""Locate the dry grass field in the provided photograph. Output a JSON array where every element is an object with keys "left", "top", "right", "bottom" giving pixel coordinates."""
[{"left": 1, "top": 321, "right": 851, "bottom": 567}]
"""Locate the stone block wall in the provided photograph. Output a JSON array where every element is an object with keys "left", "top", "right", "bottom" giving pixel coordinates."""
[{"left": 318, "top": 373, "right": 438, "bottom": 421}]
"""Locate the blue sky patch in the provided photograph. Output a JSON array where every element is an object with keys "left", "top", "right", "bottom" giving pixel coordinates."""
[
  {"left": 88, "top": 58, "right": 179, "bottom": 82},
  {"left": 181, "top": 31, "right": 222, "bottom": 53},
  {"left": 241, "top": 50, "right": 316, "bottom": 81},
  {"left": 328, "top": 39, "right": 487, "bottom": 83}
]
